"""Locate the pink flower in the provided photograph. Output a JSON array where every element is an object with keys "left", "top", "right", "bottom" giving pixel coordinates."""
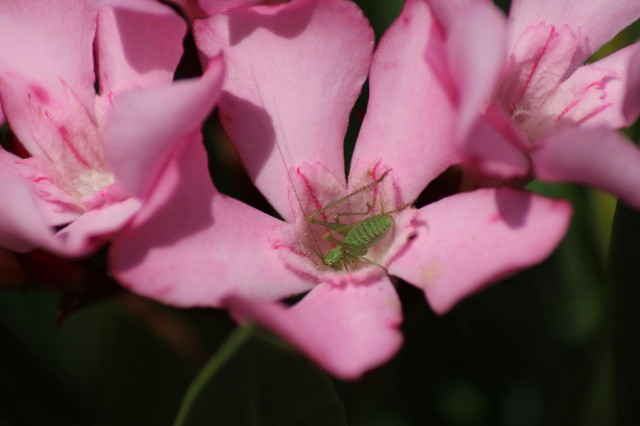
[
  {"left": 110, "top": 0, "right": 571, "bottom": 379},
  {"left": 164, "top": 0, "right": 262, "bottom": 22},
  {"left": 425, "top": 0, "right": 640, "bottom": 206},
  {"left": 0, "top": 0, "right": 224, "bottom": 256}
]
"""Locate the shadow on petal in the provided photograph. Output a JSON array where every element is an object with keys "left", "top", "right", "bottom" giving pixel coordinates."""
[
  {"left": 111, "top": 139, "right": 217, "bottom": 271},
  {"left": 495, "top": 188, "right": 531, "bottom": 229},
  {"left": 218, "top": 91, "right": 277, "bottom": 188},
  {"left": 227, "top": 0, "right": 315, "bottom": 46}
]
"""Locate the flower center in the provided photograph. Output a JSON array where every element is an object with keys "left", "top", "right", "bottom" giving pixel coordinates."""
[
  {"left": 10, "top": 83, "right": 128, "bottom": 223},
  {"left": 65, "top": 168, "right": 115, "bottom": 199},
  {"left": 497, "top": 22, "right": 615, "bottom": 143},
  {"left": 271, "top": 162, "right": 416, "bottom": 284}
]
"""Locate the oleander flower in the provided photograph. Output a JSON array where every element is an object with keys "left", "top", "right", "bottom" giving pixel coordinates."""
[
  {"left": 110, "top": 0, "right": 571, "bottom": 379},
  {"left": 424, "top": 0, "right": 640, "bottom": 206},
  {"left": 0, "top": 0, "right": 224, "bottom": 256}
]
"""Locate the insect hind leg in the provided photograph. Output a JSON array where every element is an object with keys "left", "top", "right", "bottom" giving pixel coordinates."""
[
  {"left": 381, "top": 200, "right": 415, "bottom": 215},
  {"left": 307, "top": 170, "right": 391, "bottom": 222},
  {"left": 358, "top": 256, "right": 389, "bottom": 273}
]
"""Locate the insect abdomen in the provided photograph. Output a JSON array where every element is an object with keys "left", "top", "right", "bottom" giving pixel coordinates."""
[{"left": 344, "top": 214, "right": 392, "bottom": 249}]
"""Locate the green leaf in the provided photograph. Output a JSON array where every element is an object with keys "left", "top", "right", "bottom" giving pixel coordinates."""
[
  {"left": 609, "top": 202, "right": 640, "bottom": 426},
  {"left": 174, "top": 325, "right": 348, "bottom": 426}
]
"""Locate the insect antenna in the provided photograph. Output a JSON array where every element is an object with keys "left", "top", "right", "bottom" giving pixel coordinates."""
[
  {"left": 382, "top": 199, "right": 415, "bottom": 215},
  {"left": 248, "top": 67, "right": 324, "bottom": 258}
]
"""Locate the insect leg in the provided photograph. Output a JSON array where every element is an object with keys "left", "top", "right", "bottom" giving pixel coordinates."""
[
  {"left": 358, "top": 256, "right": 389, "bottom": 274},
  {"left": 312, "top": 220, "right": 353, "bottom": 237},
  {"left": 307, "top": 170, "right": 391, "bottom": 222},
  {"left": 332, "top": 202, "right": 373, "bottom": 223},
  {"left": 381, "top": 200, "right": 415, "bottom": 215}
]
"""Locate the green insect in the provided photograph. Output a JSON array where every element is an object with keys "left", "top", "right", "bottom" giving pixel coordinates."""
[{"left": 307, "top": 170, "right": 408, "bottom": 272}]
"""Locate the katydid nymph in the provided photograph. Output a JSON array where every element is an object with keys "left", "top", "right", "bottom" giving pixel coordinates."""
[{"left": 307, "top": 170, "right": 410, "bottom": 272}]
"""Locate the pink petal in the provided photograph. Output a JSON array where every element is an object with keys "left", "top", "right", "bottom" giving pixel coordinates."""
[
  {"left": 388, "top": 188, "right": 571, "bottom": 314},
  {"left": 109, "top": 139, "right": 313, "bottom": 308},
  {"left": 228, "top": 276, "right": 403, "bottom": 380},
  {"left": 194, "top": 0, "right": 374, "bottom": 220},
  {"left": 1, "top": 80, "right": 118, "bottom": 219},
  {"left": 89, "top": 0, "right": 177, "bottom": 12},
  {"left": 426, "top": 0, "right": 491, "bottom": 30},
  {"left": 545, "top": 63, "right": 616, "bottom": 130},
  {"left": 0, "top": 0, "right": 97, "bottom": 156},
  {"left": 499, "top": 23, "right": 579, "bottom": 115},
  {"left": 105, "top": 58, "right": 225, "bottom": 198},
  {"left": 350, "top": 0, "right": 458, "bottom": 205},
  {"left": 583, "top": 41, "right": 640, "bottom": 129},
  {"left": 55, "top": 198, "right": 141, "bottom": 256},
  {"left": 0, "top": 157, "right": 139, "bottom": 256},
  {"left": 0, "top": 149, "right": 24, "bottom": 180},
  {"left": 164, "top": 0, "right": 260, "bottom": 21},
  {"left": 0, "top": 148, "right": 82, "bottom": 227},
  {"left": 0, "top": 150, "right": 139, "bottom": 257},
  {"left": 508, "top": 0, "right": 640, "bottom": 65},
  {"left": 623, "top": 43, "right": 640, "bottom": 124},
  {"left": 94, "top": 0, "right": 186, "bottom": 94},
  {"left": 159, "top": 0, "right": 204, "bottom": 21},
  {"left": 0, "top": 178, "right": 60, "bottom": 253},
  {"left": 531, "top": 127, "right": 640, "bottom": 210},
  {"left": 198, "top": 0, "right": 261, "bottom": 18},
  {"left": 462, "top": 115, "right": 531, "bottom": 182},
  {"left": 163, "top": 0, "right": 205, "bottom": 21},
  {"left": 447, "top": 2, "right": 507, "bottom": 143}
]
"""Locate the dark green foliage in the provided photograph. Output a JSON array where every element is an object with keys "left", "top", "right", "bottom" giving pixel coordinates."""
[{"left": 174, "top": 327, "right": 347, "bottom": 426}]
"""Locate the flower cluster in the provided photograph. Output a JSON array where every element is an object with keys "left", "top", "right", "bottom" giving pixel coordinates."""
[{"left": 1, "top": 0, "right": 638, "bottom": 379}]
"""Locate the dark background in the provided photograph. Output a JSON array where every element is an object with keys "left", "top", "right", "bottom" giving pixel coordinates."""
[{"left": 1, "top": 1, "right": 639, "bottom": 425}]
